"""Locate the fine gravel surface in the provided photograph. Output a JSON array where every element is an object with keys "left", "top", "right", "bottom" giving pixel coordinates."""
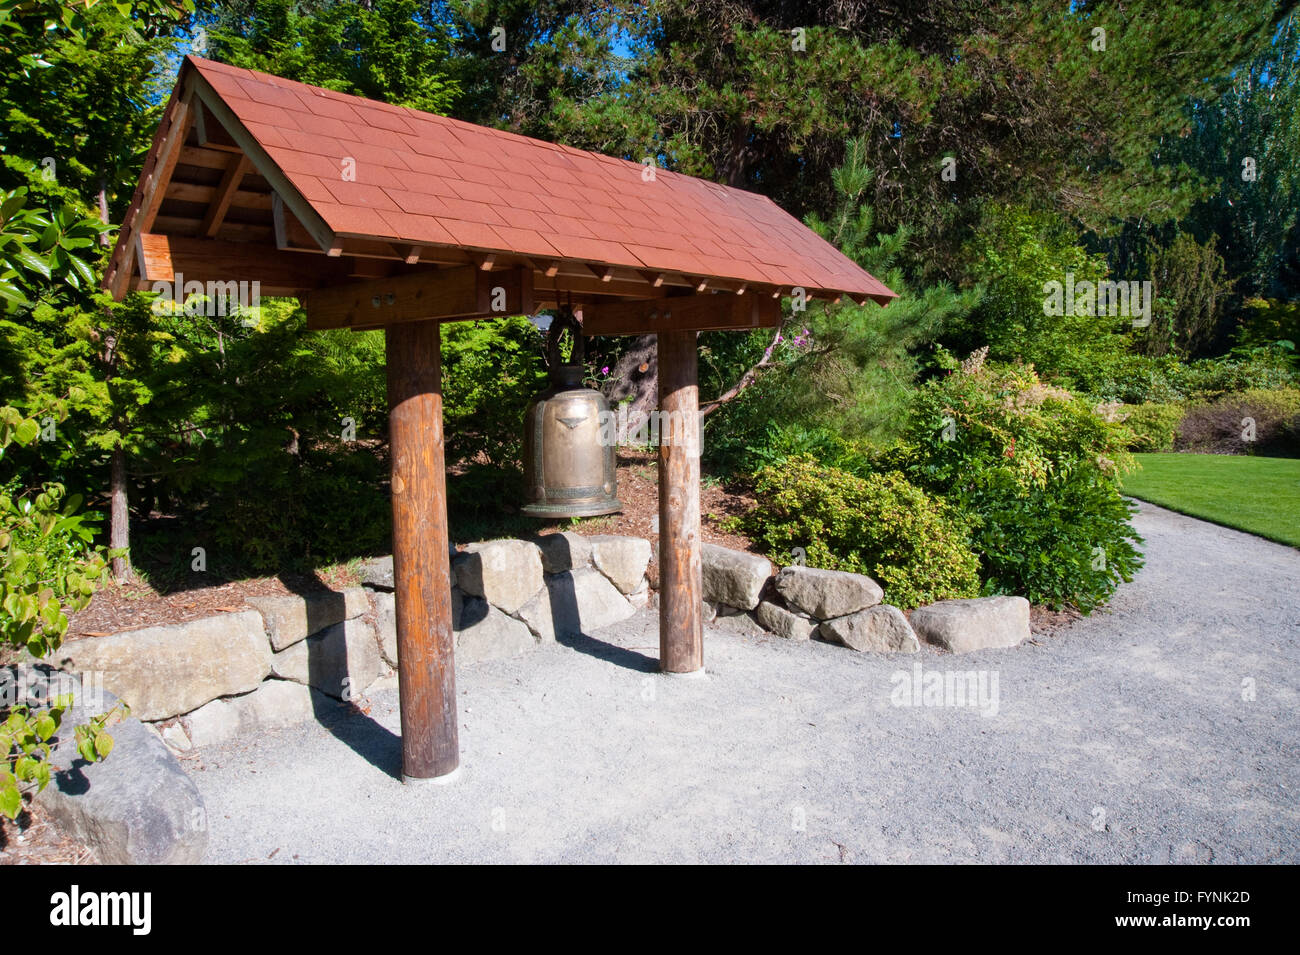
[{"left": 187, "top": 501, "right": 1300, "bottom": 863}]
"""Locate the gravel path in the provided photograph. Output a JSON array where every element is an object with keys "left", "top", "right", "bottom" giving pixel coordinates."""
[{"left": 187, "top": 501, "right": 1300, "bottom": 863}]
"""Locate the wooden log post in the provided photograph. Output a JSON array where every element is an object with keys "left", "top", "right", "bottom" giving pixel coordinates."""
[
  {"left": 657, "top": 330, "right": 704, "bottom": 673},
  {"left": 386, "top": 319, "right": 459, "bottom": 780}
]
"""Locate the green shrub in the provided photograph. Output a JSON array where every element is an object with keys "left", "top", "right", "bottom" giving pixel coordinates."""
[
  {"left": 1082, "top": 352, "right": 1187, "bottom": 404},
  {"left": 715, "top": 421, "right": 873, "bottom": 478},
  {"left": 951, "top": 205, "right": 1128, "bottom": 390},
  {"left": 1120, "top": 403, "right": 1185, "bottom": 451},
  {"left": 1, "top": 407, "right": 117, "bottom": 818},
  {"left": 739, "top": 456, "right": 981, "bottom": 609},
  {"left": 1175, "top": 348, "right": 1298, "bottom": 400},
  {"left": 895, "top": 350, "right": 1144, "bottom": 611},
  {"left": 1176, "top": 387, "right": 1300, "bottom": 455},
  {"left": 442, "top": 316, "right": 548, "bottom": 468},
  {"left": 200, "top": 441, "right": 391, "bottom": 574},
  {"left": 1237, "top": 297, "right": 1300, "bottom": 358}
]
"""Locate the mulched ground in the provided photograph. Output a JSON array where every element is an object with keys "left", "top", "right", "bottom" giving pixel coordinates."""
[
  {"left": 0, "top": 802, "right": 98, "bottom": 865},
  {"left": 1028, "top": 604, "right": 1084, "bottom": 640},
  {"left": 63, "top": 449, "right": 761, "bottom": 640},
  {"left": 64, "top": 568, "right": 358, "bottom": 643}
]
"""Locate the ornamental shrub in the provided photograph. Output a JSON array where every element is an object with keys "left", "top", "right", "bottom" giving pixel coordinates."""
[
  {"left": 1176, "top": 387, "right": 1300, "bottom": 455},
  {"left": 740, "top": 456, "right": 981, "bottom": 609},
  {"left": 1, "top": 407, "right": 117, "bottom": 819},
  {"left": 1120, "top": 403, "right": 1185, "bottom": 452},
  {"left": 893, "top": 350, "right": 1143, "bottom": 611}
]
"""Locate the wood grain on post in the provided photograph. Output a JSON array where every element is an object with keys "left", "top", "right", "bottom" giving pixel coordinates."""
[
  {"left": 657, "top": 329, "right": 704, "bottom": 673},
  {"left": 386, "top": 320, "right": 458, "bottom": 780}
]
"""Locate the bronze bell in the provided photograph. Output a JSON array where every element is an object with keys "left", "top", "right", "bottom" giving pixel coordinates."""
[{"left": 521, "top": 308, "right": 621, "bottom": 518}]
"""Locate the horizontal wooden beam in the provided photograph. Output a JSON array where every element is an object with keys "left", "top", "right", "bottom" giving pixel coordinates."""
[
  {"left": 578, "top": 293, "right": 780, "bottom": 336},
  {"left": 134, "top": 232, "right": 340, "bottom": 295},
  {"left": 179, "top": 145, "right": 235, "bottom": 170},
  {"left": 165, "top": 180, "right": 273, "bottom": 211},
  {"left": 152, "top": 215, "right": 274, "bottom": 244},
  {"left": 534, "top": 270, "right": 667, "bottom": 301},
  {"left": 306, "top": 266, "right": 534, "bottom": 330}
]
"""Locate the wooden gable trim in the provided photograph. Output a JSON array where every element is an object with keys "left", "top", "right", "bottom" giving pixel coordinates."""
[{"left": 188, "top": 69, "right": 337, "bottom": 257}]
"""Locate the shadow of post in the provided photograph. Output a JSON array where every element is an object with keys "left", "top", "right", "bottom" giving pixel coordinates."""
[
  {"left": 537, "top": 544, "right": 658, "bottom": 672},
  {"left": 279, "top": 574, "right": 402, "bottom": 780}
]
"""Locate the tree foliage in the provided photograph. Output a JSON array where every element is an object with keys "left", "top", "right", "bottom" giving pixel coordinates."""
[{"left": 202, "top": 0, "right": 459, "bottom": 113}]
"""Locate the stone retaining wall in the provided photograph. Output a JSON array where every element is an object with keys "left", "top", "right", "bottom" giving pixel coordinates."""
[
  {"left": 45, "top": 534, "right": 1028, "bottom": 752},
  {"left": 46, "top": 532, "right": 654, "bottom": 750}
]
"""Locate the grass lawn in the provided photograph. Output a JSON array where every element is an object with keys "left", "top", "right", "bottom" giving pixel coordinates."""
[{"left": 1122, "top": 453, "right": 1300, "bottom": 548}]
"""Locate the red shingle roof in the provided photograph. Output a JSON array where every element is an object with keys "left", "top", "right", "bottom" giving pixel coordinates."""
[{"left": 186, "top": 56, "right": 895, "bottom": 303}]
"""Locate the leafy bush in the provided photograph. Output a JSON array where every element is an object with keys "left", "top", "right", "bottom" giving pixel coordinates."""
[
  {"left": 1082, "top": 352, "right": 1187, "bottom": 404},
  {"left": 712, "top": 420, "right": 873, "bottom": 479},
  {"left": 1120, "top": 403, "right": 1185, "bottom": 451},
  {"left": 199, "top": 441, "right": 391, "bottom": 575},
  {"left": 1175, "top": 348, "right": 1298, "bottom": 400},
  {"left": 894, "top": 350, "right": 1144, "bottom": 611},
  {"left": 951, "top": 205, "right": 1128, "bottom": 390},
  {"left": 1175, "top": 387, "right": 1300, "bottom": 455},
  {"left": 739, "top": 456, "right": 981, "bottom": 609},
  {"left": 1237, "top": 297, "right": 1300, "bottom": 357},
  {"left": 442, "top": 316, "right": 548, "bottom": 469},
  {"left": 1, "top": 407, "right": 117, "bottom": 818}
]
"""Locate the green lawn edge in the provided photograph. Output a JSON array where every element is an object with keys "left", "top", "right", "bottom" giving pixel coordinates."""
[{"left": 1121, "top": 453, "right": 1300, "bottom": 549}]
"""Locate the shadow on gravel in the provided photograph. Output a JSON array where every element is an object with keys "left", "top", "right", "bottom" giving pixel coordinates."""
[
  {"left": 556, "top": 631, "right": 658, "bottom": 672},
  {"left": 310, "top": 702, "right": 402, "bottom": 781},
  {"left": 280, "top": 574, "right": 403, "bottom": 781}
]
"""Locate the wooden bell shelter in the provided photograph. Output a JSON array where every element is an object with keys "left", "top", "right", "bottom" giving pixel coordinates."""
[{"left": 106, "top": 56, "right": 895, "bottom": 781}]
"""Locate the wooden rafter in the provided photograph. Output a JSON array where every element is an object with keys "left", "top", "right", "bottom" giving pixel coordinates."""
[
  {"left": 199, "top": 153, "right": 251, "bottom": 238},
  {"left": 192, "top": 101, "right": 242, "bottom": 152}
]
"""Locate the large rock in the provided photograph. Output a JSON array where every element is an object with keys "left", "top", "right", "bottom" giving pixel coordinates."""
[
  {"left": 534, "top": 531, "right": 592, "bottom": 574},
  {"left": 910, "top": 596, "right": 1030, "bottom": 653},
  {"left": 702, "top": 544, "right": 772, "bottom": 611},
  {"left": 754, "top": 600, "right": 817, "bottom": 641},
  {"left": 28, "top": 669, "right": 207, "bottom": 864},
  {"left": 358, "top": 555, "right": 395, "bottom": 590},
  {"left": 456, "top": 597, "right": 537, "bottom": 662},
  {"left": 588, "top": 535, "right": 653, "bottom": 594},
  {"left": 181, "top": 680, "right": 337, "bottom": 747},
  {"left": 358, "top": 547, "right": 458, "bottom": 590},
  {"left": 270, "top": 618, "right": 383, "bottom": 698},
  {"left": 246, "top": 587, "right": 368, "bottom": 652},
  {"left": 774, "top": 566, "right": 884, "bottom": 619},
  {"left": 370, "top": 587, "right": 462, "bottom": 666},
  {"left": 818, "top": 605, "right": 919, "bottom": 653},
  {"left": 455, "top": 539, "right": 544, "bottom": 614},
  {"left": 515, "top": 567, "right": 636, "bottom": 643},
  {"left": 48, "top": 611, "right": 271, "bottom": 722}
]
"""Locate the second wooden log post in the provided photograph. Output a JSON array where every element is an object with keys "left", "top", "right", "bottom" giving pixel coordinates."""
[
  {"left": 657, "top": 329, "right": 704, "bottom": 673},
  {"left": 386, "top": 319, "right": 459, "bottom": 780}
]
